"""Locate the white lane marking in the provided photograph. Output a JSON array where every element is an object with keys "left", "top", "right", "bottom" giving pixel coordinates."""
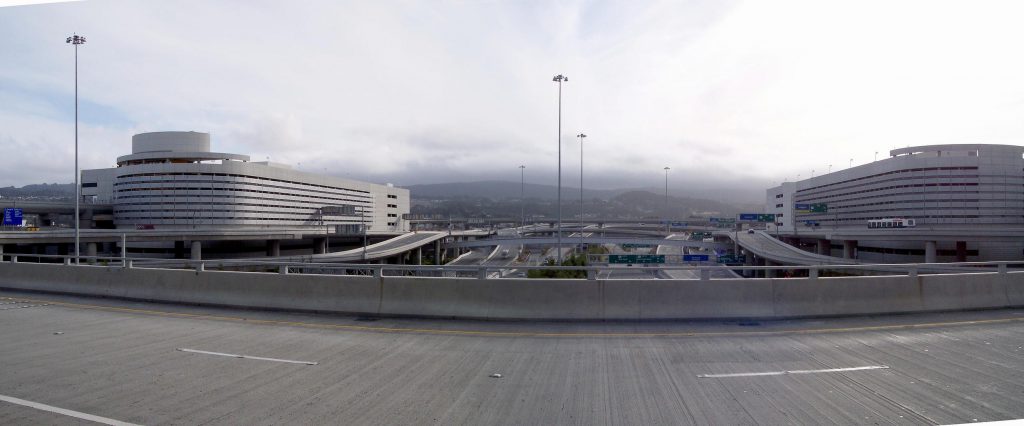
[
  {"left": 176, "top": 348, "right": 318, "bottom": 365},
  {"left": 698, "top": 365, "right": 889, "bottom": 378},
  {"left": 0, "top": 394, "right": 140, "bottom": 426}
]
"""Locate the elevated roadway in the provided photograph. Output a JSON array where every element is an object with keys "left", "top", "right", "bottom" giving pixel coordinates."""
[
  {"left": 1, "top": 290, "right": 1022, "bottom": 425},
  {"left": 449, "top": 235, "right": 728, "bottom": 251},
  {"left": 727, "top": 230, "right": 989, "bottom": 273},
  {"left": 776, "top": 226, "right": 1024, "bottom": 242}
]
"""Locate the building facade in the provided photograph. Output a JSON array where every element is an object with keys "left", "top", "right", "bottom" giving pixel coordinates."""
[
  {"left": 766, "top": 144, "right": 1024, "bottom": 262},
  {"left": 82, "top": 131, "right": 409, "bottom": 233}
]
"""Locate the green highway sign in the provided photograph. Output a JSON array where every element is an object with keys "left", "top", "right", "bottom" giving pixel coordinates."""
[{"left": 609, "top": 254, "right": 665, "bottom": 264}]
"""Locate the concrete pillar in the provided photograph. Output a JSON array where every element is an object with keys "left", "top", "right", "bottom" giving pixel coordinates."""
[
  {"left": 313, "top": 238, "right": 326, "bottom": 254},
  {"left": 86, "top": 242, "right": 97, "bottom": 264},
  {"left": 190, "top": 240, "right": 202, "bottom": 261},
  {"left": 415, "top": 247, "right": 422, "bottom": 265},
  {"left": 924, "top": 241, "right": 937, "bottom": 263},
  {"left": 955, "top": 241, "right": 967, "bottom": 262},
  {"left": 765, "top": 260, "right": 777, "bottom": 278},
  {"left": 743, "top": 252, "right": 755, "bottom": 278},
  {"left": 816, "top": 239, "right": 830, "bottom": 256},
  {"left": 266, "top": 240, "right": 281, "bottom": 257},
  {"left": 843, "top": 240, "right": 857, "bottom": 259},
  {"left": 434, "top": 240, "right": 442, "bottom": 265}
]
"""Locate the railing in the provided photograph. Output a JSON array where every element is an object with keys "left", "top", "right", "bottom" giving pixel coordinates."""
[{"left": 1, "top": 253, "right": 1021, "bottom": 280}]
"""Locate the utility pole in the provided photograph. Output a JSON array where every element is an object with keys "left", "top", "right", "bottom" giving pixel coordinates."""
[
  {"left": 577, "top": 133, "right": 586, "bottom": 254},
  {"left": 66, "top": 33, "right": 86, "bottom": 264},
  {"left": 552, "top": 74, "right": 568, "bottom": 264}
]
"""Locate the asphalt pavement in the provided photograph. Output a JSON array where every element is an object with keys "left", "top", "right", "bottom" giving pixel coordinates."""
[{"left": 1, "top": 290, "right": 1023, "bottom": 425}]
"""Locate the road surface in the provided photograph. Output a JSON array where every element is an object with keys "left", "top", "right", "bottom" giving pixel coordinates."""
[{"left": 0, "top": 290, "right": 1022, "bottom": 425}]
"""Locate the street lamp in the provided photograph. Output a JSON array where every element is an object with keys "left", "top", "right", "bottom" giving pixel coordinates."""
[
  {"left": 66, "top": 33, "right": 85, "bottom": 264},
  {"left": 519, "top": 165, "right": 526, "bottom": 230},
  {"left": 664, "top": 167, "right": 670, "bottom": 233},
  {"left": 577, "top": 133, "right": 586, "bottom": 254},
  {"left": 552, "top": 74, "right": 568, "bottom": 264}
]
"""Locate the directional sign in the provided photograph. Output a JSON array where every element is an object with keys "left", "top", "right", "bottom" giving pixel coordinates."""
[
  {"left": 810, "top": 203, "right": 828, "bottom": 213},
  {"left": 738, "top": 213, "right": 775, "bottom": 223},
  {"left": 2, "top": 208, "right": 23, "bottom": 226},
  {"left": 609, "top": 254, "right": 665, "bottom": 264},
  {"left": 683, "top": 254, "right": 709, "bottom": 262},
  {"left": 717, "top": 255, "right": 747, "bottom": 264},
  {"left": 794, "top": 203, "right": 811, "bottom": 213}
]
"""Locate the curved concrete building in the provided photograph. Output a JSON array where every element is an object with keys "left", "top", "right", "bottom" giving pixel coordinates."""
[
  {"left": 767, "top": 144, "right": 1024, "bottom": 262},
  {"left": 82, "top": 131, "right": 409, "bottom": 233}
]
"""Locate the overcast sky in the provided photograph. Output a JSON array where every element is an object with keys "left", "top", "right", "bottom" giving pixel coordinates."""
[{"left": 2, "top": 0, "right": 1024, "bottom": 202}]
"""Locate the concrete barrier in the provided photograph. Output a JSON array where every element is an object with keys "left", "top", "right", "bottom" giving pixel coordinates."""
[{"left": 1, "top": 262, "right": 1022, "bottom": 320}]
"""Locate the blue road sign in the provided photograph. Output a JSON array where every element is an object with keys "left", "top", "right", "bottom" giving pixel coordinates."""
[
  {"left": 738, "top": 213, "right": 759, "bottom": 221},
  {"left": 683, "top": 254, "right": 709, "bottom": 262},
  {"left": 2, "top": 208, "right": 23, "bottom": 226}
]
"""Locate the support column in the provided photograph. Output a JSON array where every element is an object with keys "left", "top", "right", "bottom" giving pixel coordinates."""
[
  {"left": 765, "top": 260, "right": 778, "bottom": 278},
  {"left": 843, "top": 240, "right": 857, "bottom": 259},
  {"left": 955, "top": 241, "right": 967, "bottom": 262},
  {"left": 190, "top": 240, "right": 202, "bottom": 261},
  {"left": 434, "top": 240, "right": 442, "bottom": 265},
  {"left": 313, "top": 238, "right": 326, "bottom": 254},
  {"left": 816, "top": 239, "right": 830, "bottom": 256},
  {"left": 924, "top": 241, "right": 937, "bottom": 263},
  {"left": 86, "top": 242, "right": 97, "bottom": 264},
  {"left": 266, "top": 240, "right": 281, "bottom": 257},
  {"left": 743, "top": 251, "right": 755, "bottom": 278},
  {"left": 416, "top": 247, "right": 422, "bottom": 265}
]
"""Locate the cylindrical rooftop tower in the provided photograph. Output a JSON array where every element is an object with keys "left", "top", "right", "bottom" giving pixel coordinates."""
[{"left": 132, "top": 131, "right": 210, "bottom": 154}]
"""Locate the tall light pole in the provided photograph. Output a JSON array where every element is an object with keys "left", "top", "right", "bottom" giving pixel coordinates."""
[
  {"left": 664, "top": 167, "right": 670, "bottom": 233},
  {"left": 552, "top": 74, "right": 568, "bottom": 264},
  {"left": 67, "top": 34, "right": 85, "bottom": 264},
  {"left": 519, "top": 165, "right": 526, "bottom": 229},
  {"left": 577, "top": 133, "right": 586, "bottom": 254}
]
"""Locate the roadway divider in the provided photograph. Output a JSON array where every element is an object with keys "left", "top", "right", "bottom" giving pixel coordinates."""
[{"left": 0, "top": 262, "right": 1021, "bottom": 320}]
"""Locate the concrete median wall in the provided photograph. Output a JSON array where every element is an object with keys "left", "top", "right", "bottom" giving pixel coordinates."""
[{"left": 0, "top": 262, "right": 1021, "bottom": 320}]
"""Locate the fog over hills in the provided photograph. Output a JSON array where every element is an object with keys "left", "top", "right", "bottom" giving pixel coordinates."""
[
  {"left": 407, "top": 181, "right": 763, "bottom": 220},
  {"left": 2, "top": 180, "right": 764, "bottom": 219},
  {"left": 405, "top": 180, "right": 765, "bottom": 204}
]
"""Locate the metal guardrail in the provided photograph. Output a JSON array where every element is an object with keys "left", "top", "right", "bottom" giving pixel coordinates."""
[{"left": 2, "top": 253, "right": 1021, "bottom": 281}]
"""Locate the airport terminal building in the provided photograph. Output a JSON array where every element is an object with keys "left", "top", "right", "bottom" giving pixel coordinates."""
[
  {"left": 766, "top": 144, "right": 1024, "bottom": 262},
  {"left": 82, "top": 131, "right": 409, "bottom": 234}
]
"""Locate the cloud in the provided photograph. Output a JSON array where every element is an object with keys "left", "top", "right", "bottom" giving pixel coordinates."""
[{"left": 2, "top": 0, "right": 1024, "bottom": 205}]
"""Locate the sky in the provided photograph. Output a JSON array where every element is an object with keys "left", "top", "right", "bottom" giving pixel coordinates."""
[{"left": 2, "top": 0, "right": 1024, "bottom": 203}]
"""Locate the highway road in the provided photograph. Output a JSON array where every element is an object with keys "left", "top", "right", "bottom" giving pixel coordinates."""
[
  {"left": 657, "top": 234, "right": 741, "bottom": 280},
  {"left": 1, "top": 290, "right": 1022, "bottom": 425}
]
